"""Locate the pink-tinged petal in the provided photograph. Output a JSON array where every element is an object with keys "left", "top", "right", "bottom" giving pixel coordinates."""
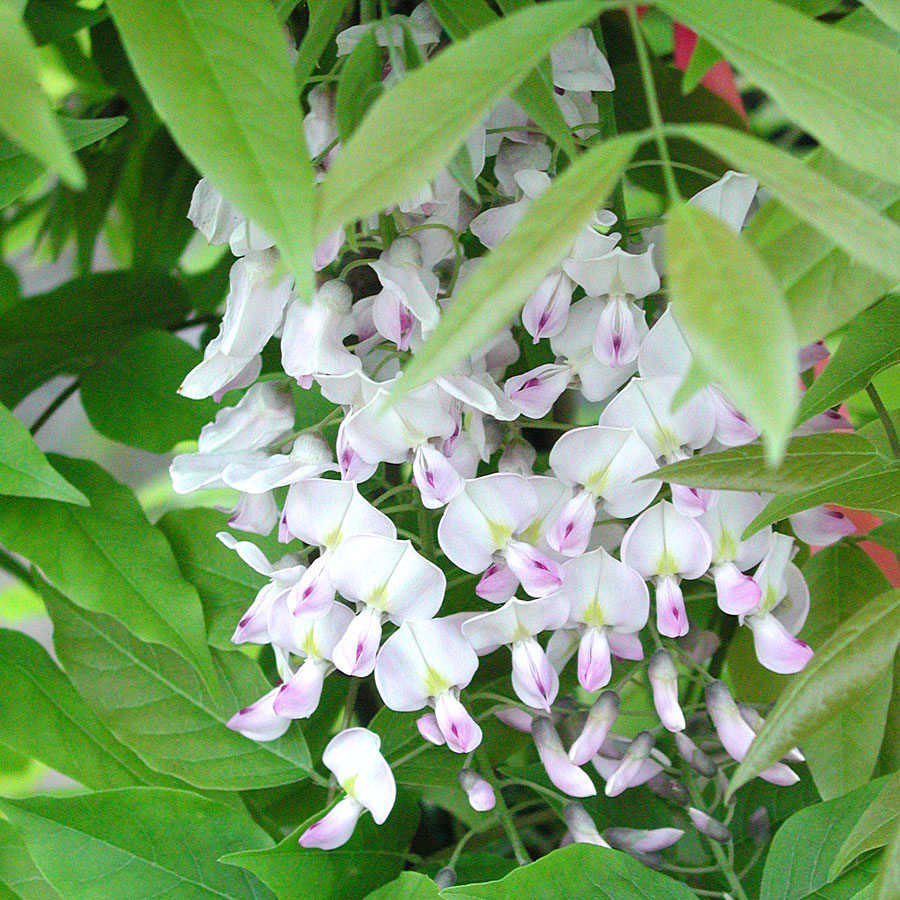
[
  {"left": 710, "top": 388, "right": 759, "bottom": 447},
  {"left": 494, "top": 706, "right": 535, "bottom": 732},
  {"left": 592, "top": 754, "right": 663, "bottom": 792},
  {"left": 434, "top": 692, "right": 483, "bottom": 753},
  {"left": 532, "top": 717, "right": 597, "bottom": 798},
  {"left": 656, "top": 576, "right": 689, "bottom": 638},
  {"left": 226, "top": 687, "right": 291, "bottom": 742},
  {"left": 789, "top": 506, "right": 856, "bottom": 547},
  {"left": 713, "top": 562, "right": 762, "bottom": 616},
  {"left": 547, "top": 491, "right": 596, "bottom": 557},
  {"left": 675, "top": 733, "right": 718, "bottom": 778},
  {"left": 777, "top": 562, "right": 811, "bottom": 635},
  {"left": 290, "top": 554, "right": 335, "bottom": 617},
  {"left": 759, "top": 761, "right": 800, "bottom": 786},
  {"left": 521, "top": 272, "right": 574, "bottom": 342},
  {"left": 273, "top": 659, "right": 328, "bottom": 719},
  {"left": 577, "top": 628, "right": 612, "bottom": 693},
  {"left": 671, "top": 484, "right": 717, "bottom": 519},
  {"left": 227, "top": 491, "right": 278, "bottom": 535},
  {"left": 413, "top": 444, "right": 465, "bottom": 509},
  {"left": 748, "top": 613, "right": 813, "bottom": 674},
  {"left": 458, "top": 768, "right": 496, "bottom": 811},
  {"left": 593, "top": 297, "right": 642, "bottom": 368},
  {"left": 323, "top": 727, "right": 396, "bottom": 824},
  {"left": 607, "top": 631, "right": 645, "bottom": 661},
  {"left": 705, "top": 681, "right": 756, "bottom": 762},
  {"left": 504, "top": 364, "right": 571, "bottom": 418},
  {"left": 564, "top": 803, "right": 609, "bottom": 847},
  {"left": 688, "top": 808, "right": 732, "bottom": 844},
  {"left": 601, "top": 731, "right": 655, "bottom": 797},
  {"left": 337, "top": 422, "right": 378, "bottom": 483},
  {"left": 798, "top": 340, "right": 829, "bottom": 372},
  {"left": 231, "top": 583, "right": 281, "bottom": 645},
  {"left": 476, "top": 561, "right": 520, "bottom": 604},
  {"left": 498, "top": 439, "right": 537, "bottom": 476},
  {"left": 331, "top": 607, "right": 383, "bottom": 677},
  {"left": 372, "top": 290, "right": 418, "bottom": 350},
  {"left": 298, "top": 796, "right": 363, "bottom": 850},
  {"left": 511, "top": 637, "right": 559, "bottom": 712},
  {"left": 416, "top": 712, "right": 446, "bottom": 746},
  {"left": 314, "top": 228, "right": 344, "bottom": 271},
  {"left": 648, "top": 650, "right": 685, "bottom": 733},
  {"left": 794, "top": 408, "right": 853, "bottom": 434},
  {"left": 505, "top": 540, "right": 563, "bottom": 597},
  {"left": 569, "top": 691, "right": 619, "bottom": 766},
  {"left": 604, "top": 827, "right": 683, "bottom": 854}
]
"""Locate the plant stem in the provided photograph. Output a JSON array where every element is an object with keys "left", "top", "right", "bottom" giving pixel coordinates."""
[
  {"left": 329, "top": 679, "right": 360, "bottom": 801},
  {"left": 627, "top": 4, "right": 680, "bottom": 205},
  {"left": 475, "top": 744, "right": 531, "bottom": 865},
  {"left": 688, "top": 782, "right": 750, "bottom": 900},
  {"left": 29, "top": 380, "right": 79, "bottom": 437},
  {"left": 866, "top": 382, "right": 900, "bottom": 460}
]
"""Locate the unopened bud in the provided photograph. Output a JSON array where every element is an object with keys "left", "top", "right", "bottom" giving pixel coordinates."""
[
  {"left": 498, "top": 438, "right": 537, "bottom": 476},
  {"left": 563, "top": 802, "right": 608, "bottom": 846},
  {"left": 458, "top": 768, "right": 496, "bottom": 812},
  {"left": 604, "top": 826, "right": 684, "bottom": 854},
  {"left": 646, "top": 772, "right": 690, "bottom": 806},
  {"left": 738, "top": 703, "right": 804, "bottom": 762},
  {"left": 434, "top": 868, "right": 457, "bottom": 889},
  {"left": 681, "top": 628, "right": 720, "bottom": 664},
  {"left": 604, "top": 731, "right": 654, "bottom": 798},
  {"left": 532, "top": 717, "right": 596, "bottom": 798},
  {"left": 649, "top": 650, "right": 685, "bottom": 732},
  {"left": 675, "top": 732, "right": 717, "bottom": 778},
  {"left": 494, "top": 706, "right": 534, "bottom": 733},
  {"left": 688, "top": 807, "right": 732, "bottom": 844},
  {"left": 569, "top": 691, "right": 619, "bottom": 766},
  {"left": 749, "top": 806, "right": 771, "bottom": 845}
]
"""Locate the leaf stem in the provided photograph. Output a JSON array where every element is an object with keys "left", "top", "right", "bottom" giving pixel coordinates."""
[
  {"left": 475, "top": 744, "right": 531, "bottom": 865},
  {"left": 866, "top": 382, "right": 900, "bottom": 460},
  {"left": 29, "top": 380, "right": 79, "bottom": 437},
  {"left": 627, "top": 5, "right": 680, "bottom": 205},
  {"left": 688, "top": 782, "right": 750, "bottom": 900},
  {"left": 328, "top": 679, "right": 360, "bottom": 801}
]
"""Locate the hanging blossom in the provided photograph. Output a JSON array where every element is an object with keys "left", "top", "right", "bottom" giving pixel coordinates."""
[{"left": 167, "top": 11, "right": 855, "bottom": 865}]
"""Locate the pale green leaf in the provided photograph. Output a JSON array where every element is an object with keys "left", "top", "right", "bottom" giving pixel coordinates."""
[
  {"left": 0, "top": 4, "right": 83, "bottom": 187},
  {"left": 832, "top": 773, "right": 900, "bottom": 879},
  {"left": 396, "top": 131, "right": 642, "bottom": 398},
  {"left": 861, "top": 0, "right": 900, "bottom": 32},
  {"left": 728, "top": 590, "right": 900, "bottom": 798},
  {"left": 105, "top": 0, "right": 315, "bottom": 294},
  {"left": 0, "top": 820, "right": 61, "bottom": 900},
  {"left": 666, "top": 202, "right": 799, "bottom": 462},
  {"left": 2, "top": 788, "right": 275, "bottom": 900},
  {"left": 362, "top": 873, "right": 439, "bottom": 900},
  {"left": 316, "top": 1, "right": 609, "bottom": 239},
  {"left": 294, "top": 0, "right": 354, "bottom": 85},
  {"left": 658, "top": 0, "right": 900, "bottom": 183},
  {"left": 0, "top": 401, "right": 87, "bottom": 504},
  {"left": 874, "top": 816, "right": 900, "bottom": 900}
]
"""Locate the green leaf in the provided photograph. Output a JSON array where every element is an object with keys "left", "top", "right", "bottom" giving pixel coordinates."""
[
  {"left": 0, "top": 401, "right": 87, "bottom": 504},
  {"left": 0, "top": 271, "right": 187, "bottom": 407},
  {"left": 831, "top": 772, "right": 900, "bottom": 879},
  {"left": 744, "top": 456, "right": 900, "bottom": 537},
  {"left": 3, "top": 787, "right": 275, "bottom": 900},
  {"left": 105, "top": 0, "right": 316, "bottom": 295},
  {"left": 800, "top": 546, "right": 893, "bottom": 800},
  {"left": 426, "top": 0, "right": 578, "bottom": 162},
  {"left": 859, "top": 409, "right": 900, "bottom": 458},
  {"left": 23, "top": 0, "right": 108, "bottom": 46},
  {"left": 396, "top": 131, "right": 642, "bottom": 398},
  {"left": 223, "top": 791, "right": 421, "bottom": 900},
  {"left": 362, "top": 873, "right": 439, "bottom": 900},
  {"left": 861, "top": 0, "right": 900, "bottom": 32},
  {"left": 760, "top": 776, "right": 894, "bottom": 900},
  {"left": 682, "top": 36, "right": 721, "bottom": 94},
  {"left": 0, "top": 628, "right": 180, "bottom": 789},
  {"left": 728, "top": 590, "right": 900, "bottom": 799},
  {"left": 0, "top": 4, "right": 83, "bottom": 187},
  {"left": 442, "top": 843, "right": 700, "bottom": 899},
  {"left": 797, "top": 296, "right": 900, "bottom": 422},
  {"left": 316, "top": 1, "right": 607, "bottom": 239},
  {"left": 665, "top": 201, "right": 799, "bottom": 462},
  {"left": 80, "top": 331, "right": 218, "bottom": 453},
  {"left": 657, "top": 0, "right": 900, "bottom": 183},
  {"left": 0, "top": 457, "right": 217, "bottom": 691},
  {"left": 294, "top": 0, "right": 354, "bottom": 86},
  {"left": 874, "top": 815, "right": 900, "bottom": 900},
  {"left": 0, "top": 819, "right": 61, "bottom": 900},
  {"left": 41, "top": 580, "right": 312, "bottom": 790},
  {"left": 650, "top": 433, "right": 878, "bottom": 493},
  {"left": 335, "top": 30, "right": 384, "bottom": 142},
  {"left": 157, "top": 507, "right": 284, "bottom": 651},
  {"left": 678, "top": 125, "right": 900, "bottom": 282}
]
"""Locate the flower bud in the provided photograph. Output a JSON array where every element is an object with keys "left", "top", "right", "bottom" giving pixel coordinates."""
[
  {"left": 532, "top": 716, "right": 596, "bottom": 798},
  {"left": 569, "top": 691, "right": 620, "bottom": 766},
  {"left": 749, "top": 806, "right": 771, "bottom": 845},
  {"left": 458, "top": 768, "right": 496, "bottom": 812},
  {"left": 674, "top": 732, "right": 717, "bottom": 778},
  {"left": 604, "top": 827, "right": 684, "bottom": 854},
  {"left": 434, "top": 868, "right": 457, "bottom": 890},
  {"left": 688, "top": 807, "right": 732, "bottom": 844},
  {"left": 649, "top": 650, "right": 685, "bottom": 732},
  {"left": 604, "top": 731, "right": 654, "bottom": 797},
  {"left": 646, "top": 772, "right": 689, "bottom": 806},
  {"left": 511, "top": 637, "right": 559, "bottom": 712},
  {"left": 298, "top": 796, "right": 363, "bottom": 850},
  {"left": 226, "top": 687, "right": 290, "bottom": 741},
  {"left": 498, "top": 439, "right": 537, "bottom": 476},
  {"left": 713, "top": 562, "right": 762, "bottom": 616},
  {"left": 681, "top": 629, "right": 720, "bottom": 664},
  {"left": 494, "top": 706, "right": 535, "bottom": 733},
  {"left": 563, "top": 802, "right": 608, "bottom": 846}
]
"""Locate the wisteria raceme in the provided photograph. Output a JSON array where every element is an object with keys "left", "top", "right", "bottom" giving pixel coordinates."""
[{"left": 167, "top": 6, "right": 857, "bottom": 866}]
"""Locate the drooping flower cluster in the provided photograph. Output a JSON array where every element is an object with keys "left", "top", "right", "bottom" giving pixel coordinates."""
[{"left": 171, "top": 6, "right": 854, "bottom": 859}]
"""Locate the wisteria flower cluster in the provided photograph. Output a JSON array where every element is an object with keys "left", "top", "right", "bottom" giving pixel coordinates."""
[{"left": 170, "top": 8, "right": 856, "bottom": 865}]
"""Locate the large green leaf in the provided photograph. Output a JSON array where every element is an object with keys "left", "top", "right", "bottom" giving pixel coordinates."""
[
  {"left": 650, "top": 433, "right": 878, "bottom": 493},
  {"left": 0, "top": 271, "right": 187, "bottom": 407},
  {"left": 0, "top": 457, "right": 216, "bottom": 690},
  {"left": 396, "top": 131, "right": 642, "bottom": 398},
  {"left": 80, "top": 331, "right": 218, "bottom": 453},
  {"left": 0, "top": 820, "right": 61, "bottom": 900},
  {"left": 800, "top": 546, "right": 893, "bottom": 801},
  {"left": 760, "top": 776, "right": 893, "bottom": 900},
  {"left": 316, "top": 1, "right": 609, "bottom": 239},
  {"left": 442, "top": 843, "right": 700, "bottom": 899},
  {"left": 294, "top": 0, "right": 354, "bottom": 85},
  {"left": 677, "top": 124, "right": 900, "bottom": 281},
  {"left": 658, "top": 0, "right": 900, "bottom": 183},
  {"left": 0, "top": 401, "right": 87, "bottom": 505},
  {"left": 0, "top": 115, "right": 126, "bottom": 209},
  {"left": 874, "top": 817, "right": 900, "bottom": 900},
  {"left": 41, "top": 580, "right": 312, "bottom": 790},
  {"left": 3, "top": 788, "right": 275, "bottom": 900},
  {"left": 728, "top": 590, "right": 900, "bottom": 798},
  {"left": 0, "top": 628, "right": 180, "bottom": 790},
  {"left": 666, "top": 201, "right": 799, "bottom": 461},
  {"left": 223, "top": 791, "right": 421, "bottom": 900},
  {"left": 362, "top": 873, "right": 439, "bottom": 900},
  {"left": 23, "top": 0, "right": 109, "bottom": 46},
  {"left": 0, "top": 4, "right": 83, "bottom": 187},
  {"left": 861, "top": 0, "right": 900, "bottom": 31},
  {"left": 831, "top": 772, "right": 900, "bottom": 879},
  {"left": 157, "top": 507, "right": 283, "bottom": 651},
  {"left": 797, "top": 296, "right": 900, "bottom": 422},
  {"left": 105, "top": 0, "right": 315, "bottom": 294}
]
